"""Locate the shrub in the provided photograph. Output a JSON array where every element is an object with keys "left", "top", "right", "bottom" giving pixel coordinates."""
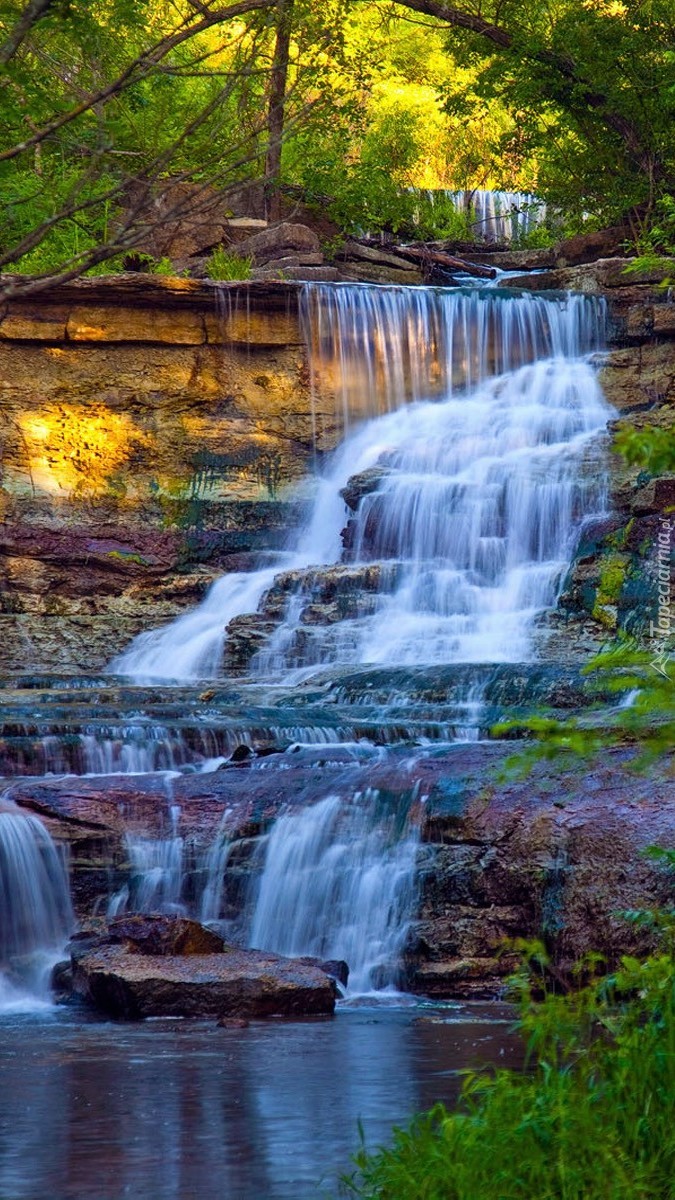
[{"left": 342, "top": 938, "right": 675, "bottom": 1199}]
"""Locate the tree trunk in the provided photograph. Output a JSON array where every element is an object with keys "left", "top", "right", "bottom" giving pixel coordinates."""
[{"left": 265, "top": 0, "right": 294, "bottom": 223}]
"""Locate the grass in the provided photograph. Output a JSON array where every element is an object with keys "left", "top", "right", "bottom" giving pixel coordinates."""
[
  {"left": 341, "top": 936, "right": 675, "bottom": 1200},
  {"left": 205, "top": 245, "right": 253, "bottom": 281}
]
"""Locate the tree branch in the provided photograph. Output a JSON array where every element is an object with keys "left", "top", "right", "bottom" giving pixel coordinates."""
[
  {"left": 0, "top": 0, "right": 54, "bottom": 67},
  {"left": 0, "top": 0, "right": 275, "bottom": 165},
  {"left": 392, "top": 0, "right": 656, "bottom": 173}
]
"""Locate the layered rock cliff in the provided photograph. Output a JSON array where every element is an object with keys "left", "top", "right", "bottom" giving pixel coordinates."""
[
  {"left": 1, "top": 266, "right": 673, "bottom": 675},
  {"left": 0, "top": 278, "right": 318, "bottom": 672}
]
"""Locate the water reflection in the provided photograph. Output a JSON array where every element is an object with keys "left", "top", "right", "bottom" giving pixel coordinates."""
[{"left": 0, "top": 1005, "right": 520, "bottom": 1199}]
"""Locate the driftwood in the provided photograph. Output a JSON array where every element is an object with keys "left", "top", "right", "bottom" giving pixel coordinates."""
[{"left": 397, "top": 245, "right": 497, "bottom": 279}]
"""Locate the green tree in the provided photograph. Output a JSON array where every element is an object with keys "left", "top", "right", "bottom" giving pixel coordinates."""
[
  {"left": 392, "top": 0, "right": 675, "bottom": 224},
  {"left": 0, "top": 0, "right": 276, "bottom": 297}
]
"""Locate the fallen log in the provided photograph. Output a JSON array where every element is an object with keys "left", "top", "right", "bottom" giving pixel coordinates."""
[{"left": 397, "top": 245, "right": 497, "bottom": 279}]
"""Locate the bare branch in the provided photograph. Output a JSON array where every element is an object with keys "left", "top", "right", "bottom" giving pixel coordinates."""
[
  {"left": 0, "top": 0, "right": 275, "bottom": 165},
  {"left": 0, "top": 0, "right": 54, "bottom": 66}
]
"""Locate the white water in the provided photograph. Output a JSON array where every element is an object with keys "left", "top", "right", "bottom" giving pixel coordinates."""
[
  {"left": 0, "top": 806, "right": 73, "bottom": 1011},
  {"left": 109, "top": 566, "right": 281, "bottom": 683},
  {"left": 249, "top": 790, "right": 420, "bottom": 994},
  {"left": 258, "top": 358, "right": 611, "bottom": 671},
  {"left": 437, "top": 188, "right": 546, "bottom": 242},
  {"left": 111, "top": 285, "right": 611, "bottom": 683}
]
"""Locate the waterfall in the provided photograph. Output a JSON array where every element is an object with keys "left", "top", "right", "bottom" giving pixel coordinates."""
[
  {"left": 0, "top": 806, "right": 73, "bottom": 1010},
  {"left": 249, "top": 791, "right": 420, "bottom": 994},
  {"left": 256, "top": 358, "right": 610, "bottom": 671},
  {"left": 110, "top": 284, "right": 610, "bottom": 683},
  {"left": 415, "top": 188, "right": 547, "bottom": 242}
]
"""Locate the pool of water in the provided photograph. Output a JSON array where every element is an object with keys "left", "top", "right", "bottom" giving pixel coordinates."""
[{"left": 0, "top": 1001, "right": 520, "bottom": 1200}]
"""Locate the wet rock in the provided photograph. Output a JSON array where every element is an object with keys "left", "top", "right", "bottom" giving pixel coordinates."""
[
  {"left": 79, "top": 914, "right": 227, "bottom": 957},
  {"left": 340, "top": 467, "right": 389, "bottom": 512},
  {"left": 50, "top": 959, "right": 74, "bottom": 1000},
  {"left": 72, "top": 940, "right": 336, "bottom": 1020},
  {"left": 229, "top": 743, "right": 255, "bottom": 763},
  {"left": 297, "top": 957, "right": 349, "bottom": 989},
  {"left": 223, "top": 614, "right": 278, "bottom": 674}
]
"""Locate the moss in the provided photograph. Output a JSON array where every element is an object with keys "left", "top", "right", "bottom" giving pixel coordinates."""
[
  {"left": 591, "top": 553, "right": 630, "bottom": 628},
  {"left": 106, "top": 550, "right": 151, "bottom": 566},
  {"left": 605, "top": 518, "right": 635, "bottom": 551}
]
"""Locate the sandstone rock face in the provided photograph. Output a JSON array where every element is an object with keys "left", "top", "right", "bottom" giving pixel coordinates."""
[
  {"left": 0, "top": 278, "right": 324, "bottom": 673},
  {"left": 0, "top": 268, "right": 672, "bottom": 671}
]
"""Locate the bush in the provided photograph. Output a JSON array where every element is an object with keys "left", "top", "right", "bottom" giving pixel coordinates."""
[{"left": 342, "top": 938, "right": 675, "bottom": 1199}]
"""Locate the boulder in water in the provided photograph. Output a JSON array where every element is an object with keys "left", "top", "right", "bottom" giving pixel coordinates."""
[
  {"left": 70, "top": 915, "right": 336, "bottom": 1019},
  {"left": 297, "top": 957, "right": 350, "bottom": 989}
]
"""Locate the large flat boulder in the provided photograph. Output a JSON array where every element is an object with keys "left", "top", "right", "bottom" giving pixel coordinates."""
[{"left": 70, "top": 916, "right": 336, "bottom": 1019}]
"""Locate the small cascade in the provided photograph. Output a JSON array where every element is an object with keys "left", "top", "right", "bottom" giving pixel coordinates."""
[
  {"left": 107, "top": 832, "right": 186, "bottom": 917},
  {"left": 249, "top": 791, "right": 421, "bottom": 993},
  {"left": 199, "top": 814, "right": 233, "bottom": 924},
  {"left": 107, "top": 807, "right": 239, "bottom": 924},
  {"left": 110, "top": 285, "right": 611, "bottom": 684},
  {"left": 0, "top": 805, "right": 73, "bottom": 1010},
  {"left": 109, "top": 567, "right": 281, "bottom": 683},
  {"left": 301, "top": 286, "right": 605, "bottom": 437},
  {"left": 108, "top": 798, "right": 186, "bottom": 917},
  {"left": 415, "top": 188, "right": 547, "bottom": 242}
]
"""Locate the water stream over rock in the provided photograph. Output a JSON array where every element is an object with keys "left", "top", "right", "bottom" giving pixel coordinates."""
[
  {"left": 0, "top": 281, "right": 616, "bottom": 999},
  {"left": 0, "top": 804, "right": 73, "bottom": 1010},
  {"left": 111, "top": 285, "right": 610, "bottom": 684}
]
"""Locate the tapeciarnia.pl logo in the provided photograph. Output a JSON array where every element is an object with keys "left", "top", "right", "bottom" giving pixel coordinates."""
[{"left": 649, "top": 517, "right": 673, "bottom": 678}]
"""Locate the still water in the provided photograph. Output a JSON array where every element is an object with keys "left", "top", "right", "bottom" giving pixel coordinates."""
[{"left": 0, "top": 1002, "right": 520, "bottom": 1200}]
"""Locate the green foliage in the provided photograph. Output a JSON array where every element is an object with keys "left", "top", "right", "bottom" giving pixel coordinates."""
[
  {"left": 431, "top": 0, "right": 675, "bottom": 227},
  {"left": 628, "top": 196, "right": 675, "bottom": 282},
  {"left": 0, "top": 1, "right": 272, "bottom": 285},
  {"left": 343, "top": 938, "right": 675, "bottom": 1200},
  {"left": 2, "top": 0, "right": 675, "bottom": 284},
  {"left": 205, "top": 246, "right": 252, "bottom": 280},
  {"left": 614, "top": 426, "right": 675, "bottom": 476},
  {"left": 494, "top": 643, "right": 675, "bottom": 777}
]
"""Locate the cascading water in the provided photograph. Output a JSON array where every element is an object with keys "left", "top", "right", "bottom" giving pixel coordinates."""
[
  {"left": 106, "top": 282, "right": 613, "bottom": 989},
  {"left": 249, "top": 790, "right": 421, "bottom": 994},
  {"left": 445, "top": 189, "right": 546, "bottom": 242},
  {"left": 0, "top": 804, "right": 73, "bottom": 1010},
  {"left": 111, "top": 285, "right": 611, "bottom": 682},
  {"left": 256, "top": 356, "right": 610, "bottom": 672}
]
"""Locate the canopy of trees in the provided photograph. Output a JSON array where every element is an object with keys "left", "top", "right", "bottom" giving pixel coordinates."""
[{"left": 0, "top": 0, "right": 673, "bottom": 291}]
